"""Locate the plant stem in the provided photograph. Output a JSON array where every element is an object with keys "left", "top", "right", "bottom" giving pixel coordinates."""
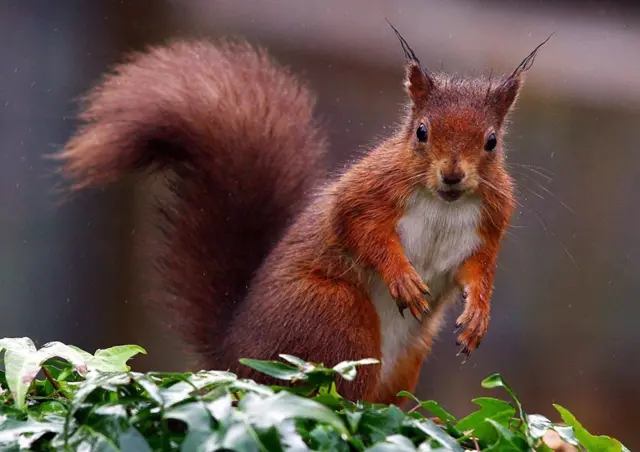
[{"left": 43, "top": 367, "right": 64, "bottom": 396}]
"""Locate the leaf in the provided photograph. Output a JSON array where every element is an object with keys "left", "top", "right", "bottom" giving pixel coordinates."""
[
  {"left": 485, "top": 419, "right": 529, "bottom": 451},
  {"left": 117, "top": 426, "right": 152, "bottom": 452},
  {"left": 278, "top": 354, "right": 309, "bottom": 367},
  {"left": 73, "top": 345, "right": 146, "bottom": 372},
  {"left": 206, "top": 392, "right": 233, "bottom": 424},
  {"left": 307, "top": 424, "right": 349, "bottom": 451},
  {"left": 64, "top": 424, "right": 120, "bottom": 451},
  {"left": 358, "top": 405, "right": 406, "bottom": 443},
  {"left": 162, "top": 370, "right": 236, "bottom": 407},
  {"left": 332, "top": 359, "right": 379, "bottom": 381},
  {"left": 239, "top": 358, "right": 303, "bottom": 380},
  {"left": 0, "top": 416, "right": 63, "bottom": 447},
  {"left": 366, "top": 434, "right": 416, "bottom": 451},
  {"left": 455, "top": 397, "right": 515, "bottom": 446},
  {"left": 410, "top": 418, "right": 463, "bottom": 451},
  {"left": 166, "top": 401, "right": 213, "bottom": 433},
  {"left": 552, "top": 425, "right": 579, "bottom": 446},
  {"left": 242, "top": 391, "right": 349, "bottom": 436},
  {"left": 68, "top": 371, "right": 132, "bottom": 421},
  {"left": 227, "top": 379, "right": 275, "bottom": 397},
  {"left": 0, "top": 338, "right": 88, "bottom": 409},
  {"left": 554, "top": 404, "right": 628, "bottom": 451},
  {"left": 527, "top": 414, "right": 552, "bottom": 439},
  {"left": 397, "top": 391, "right": 457, "bottom": 427},
  {"left": 277, "top": 419, "right": 310, "bottom": 452},
  {"left": 131, "top": 374, "right": 164, "bottom": 405},
  {"left": 481, "top": 374, "right": 525, "bottom": 423}
]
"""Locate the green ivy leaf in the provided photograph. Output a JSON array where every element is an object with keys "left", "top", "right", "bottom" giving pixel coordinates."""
[
  {"left": 242, "top": 391, "right": 349, "bottom": 436},
  {"left": 69, "top": 345, "right": 146, "bottom": 373},
  {"left": 410, "top": 418, "right": 463, "bottom": 451},
  {"left": 307, "top": 424, "right": 349, "bottom": 451},
  {"left": 239, "top": 358, "right": 303, "bottom": 380},
  {"left": 366, "top": 434, "right": 416, "bottom": 451},
  {"left": 63, "top": 424, "right": 121, "bottom": 451},
  {"left": 117, "top": 426, "right": 152, "bottom": 452},
  {"left": 332, "top": 359, "right": 380, "bottom": 381},
  {"left": 485, "top": 419, "right": 529, "bottom": 451},
  {"left": 397, "top": 391, "right": 458, "bottom": 431},
  {"left": 163, "top": 370, "right": 237, "bottom": 407},
  {"left": 527, "top": 414, "right": 552, "bottom": 440},
  {"left": 554, "top": 404, "right": 628, "bottom": 452},
  {"left": 0, "top": 338, "right": 88, "bottom": 409},
  {"left": 278, "top": 354, "right": 309, "bottom": 367},
  {"left": 455, "top": 397, "right": 515, "bottom": 446},
  {"left": 0, "top": 416, "right": 64, "bottom": 448},
  {"left": 552, "top": 425, "right": 579, "bottom": 446},
  {"left": 481, "top": 374, "right": 524, "bottom": 420}
]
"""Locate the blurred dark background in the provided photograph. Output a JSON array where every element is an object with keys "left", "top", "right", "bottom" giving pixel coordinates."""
[{"left": 1, "top": 0, "right": 638, "bottom": 447}]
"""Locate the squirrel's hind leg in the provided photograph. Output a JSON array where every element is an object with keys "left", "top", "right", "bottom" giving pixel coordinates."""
[{"left": 226, "top": 279, "right": 383, "bottom": 402}]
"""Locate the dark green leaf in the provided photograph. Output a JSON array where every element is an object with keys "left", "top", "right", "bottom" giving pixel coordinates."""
[
  {"left": 0, "top": 338, "right": 87, "bottom": 409},
  {"left": 308, "top": 424, "right": 348, "bottom": 451},
  {"left": 554, "top": 404, "right": 628, "bottom": 451},
  {"left": 455, "top": 397, "right": 515, "bottom": 446},
  {"left": 395, "top": 391, "right": 457, "bottom": 427},
  {"left": 481, "top": 373, "right": 528, "bottom": 438},
  {"left": 552, "top": 425, "right": 579, "bottom": 446},
  {"left": 166, "top": 401, "right": 213, "bottom": 433},
  {"left": 0, "top": 416, "right": 63, "bottom": 447},
  {"left": 366, "top": 434, "right": 416, "bottom": 451},
  {"left": 527, "top": 413, "right": 552, "bottom": 440},
  {"left": 410, "top": 418, "right": 463, "bottom": 451},
  {"left": 332, "top": 359, "right": 379, "bottom": 381},
  {"left": 278, "top": 354, "right": 309, "bottom": 367},
  {"left": 242, "top": 391, "right": 349, "bottom": 436},
  {"left": 485, "top": 419, "right": 529, "bottom": 451},
  {"left": 239, "top": 358, "right": 303, "bottom": 380},
  {"left": 118, "top": 426, "right": 152, "bottom": 452}
]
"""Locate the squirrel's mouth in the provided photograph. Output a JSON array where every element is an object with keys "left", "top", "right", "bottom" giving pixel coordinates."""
[{"left": 437, "top": 189, "right": 464, "bottom": 202}]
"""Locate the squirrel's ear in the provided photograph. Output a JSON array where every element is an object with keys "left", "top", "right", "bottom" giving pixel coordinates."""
[
  {"left": 492, "top": 77, "right": 522, "bottom": 119},
  {"left": 492, "top": 34, "right": 552, "bottom": 118},
  {"left": 386, "top": 19, "right": 434, "bottom": 104},
  {"left": 405, "top": 62, "right": 433, "bottom": 104}
]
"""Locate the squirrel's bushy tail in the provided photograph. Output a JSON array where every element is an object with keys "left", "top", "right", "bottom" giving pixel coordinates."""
[{"left": 59, "top": 40, "right": 327, "bottom": 356}]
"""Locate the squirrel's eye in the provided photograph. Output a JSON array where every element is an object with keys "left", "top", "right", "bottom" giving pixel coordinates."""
[
  {"left": 416, "top": 123, "right": 428, "bottom": 143},
  {"left": 484, "top": 133, "right": 497, "bottom": 152}
]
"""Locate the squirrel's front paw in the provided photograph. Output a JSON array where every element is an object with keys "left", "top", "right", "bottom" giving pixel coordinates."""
[
  {"left": 454, "top": 292, "right": 489, "bottom": 362},
  {"left": 386, "top": 267, "right": 430, "bottom": 321}
]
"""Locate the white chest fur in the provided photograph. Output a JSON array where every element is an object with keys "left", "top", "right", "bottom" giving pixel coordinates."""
[{"left": 370, "top": 191, "right": 483, "bottom": 380}]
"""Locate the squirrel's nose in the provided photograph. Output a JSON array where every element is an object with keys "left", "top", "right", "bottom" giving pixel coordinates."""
[{"left": 441, "top": 172, "right": 465, "bottom": 186}]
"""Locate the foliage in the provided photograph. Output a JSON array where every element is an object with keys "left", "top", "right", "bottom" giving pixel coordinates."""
[{"left": 0, "top": 337, "right": 629, "bottom": 451}]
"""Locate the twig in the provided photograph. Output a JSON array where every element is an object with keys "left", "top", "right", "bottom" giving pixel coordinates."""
[
  {"left": 407, "top": 403, "right": 421, "bottom": 414},
  {"left": 472, "top": 436, "right": 481, "bottom": 451},
  {"left": 42, "top": 367, "right": 66, "bottom": 397}
]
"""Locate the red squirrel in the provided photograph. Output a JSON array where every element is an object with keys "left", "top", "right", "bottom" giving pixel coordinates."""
[{"left": 58, "top": 26, "right": 547, "bottom": 404}]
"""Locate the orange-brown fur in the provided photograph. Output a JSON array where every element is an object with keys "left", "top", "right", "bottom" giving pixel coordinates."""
[{"left": 58, "top": 33, "right": 544, "bottom": 404}]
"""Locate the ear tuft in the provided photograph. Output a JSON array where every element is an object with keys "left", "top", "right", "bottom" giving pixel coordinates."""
[
  {"left": 386, "top": 19, "right": 434, "bottom": 104},
  {"left": 492, "top": 34, "right": 552, "bottom": 118}
]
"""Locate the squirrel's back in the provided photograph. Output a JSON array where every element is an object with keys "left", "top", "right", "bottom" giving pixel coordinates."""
[{"left": 59, "top": 40, "right": 327, "bottom": 357}]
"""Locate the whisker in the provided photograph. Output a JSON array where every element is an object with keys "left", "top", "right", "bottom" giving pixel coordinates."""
[
  {"left": 509, "top": 162, "right": 556, "bottom": 178},
  {"left": 517, "top": 172, "right": 576, "bottom": 214},
  {"left": 476, "top": 175, "right": 524, "bottom": 209},
  {"left": 527, "top": 188, "right": 545, "bottom": 200},
  {"left": 516, "top": 166, "right": 553, "bottom": 182},
  {"left": 531, "top": 208, "right": 579, "bottom": 270}
]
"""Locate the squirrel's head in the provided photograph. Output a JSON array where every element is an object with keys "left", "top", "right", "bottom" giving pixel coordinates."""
[{"left": 388, "top": 21, "right": 550, "bottom": 202}]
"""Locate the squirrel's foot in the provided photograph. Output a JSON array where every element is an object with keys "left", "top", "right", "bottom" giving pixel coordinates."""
[
  {"left": 454, "top": 296, "right": 489, "bottom": 363},
  {"left": 387, "top": 267, "right": 431, "bottom": 322}
]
